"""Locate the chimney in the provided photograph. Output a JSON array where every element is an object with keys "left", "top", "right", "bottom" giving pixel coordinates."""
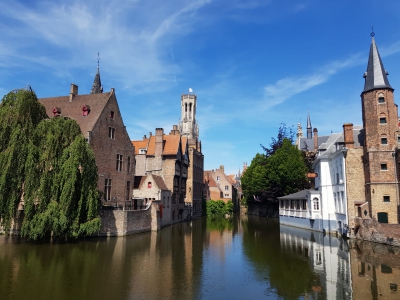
[
  {"left": 69, "top": 84, "right": 78, "bottom": 102},
  {"left": 155, "top": 128, "right": 164, "bottom": 156},
  {"left": 343, "top": 123, "right": 354, "bottom": 149},
  {"left": 170, "top": 125, "right": 179, "bottom": 135},
  {"left": 313, "top": 128, "right": 318, "bottom": 150},
  {"left": 220, "top": 165, "right": 224, "bottom": 172}
]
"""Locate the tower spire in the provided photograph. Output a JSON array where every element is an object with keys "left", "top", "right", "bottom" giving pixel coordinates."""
[
  {"left": 363, "top": 32, "right": 392, "bottom": 93},
  {"left": 91, "top": 52, "right": 103, "bottom": 94},
  {"left": 306, "top": 111, "right": 312, "bottom": 139}
]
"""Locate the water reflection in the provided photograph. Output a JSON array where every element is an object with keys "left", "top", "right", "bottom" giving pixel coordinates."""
[
  {"left": 350, "top": 240, "right": 400, "bottom": 300},
  {"left": 0, "top": 216, "right": 400, "bottom": 299}
]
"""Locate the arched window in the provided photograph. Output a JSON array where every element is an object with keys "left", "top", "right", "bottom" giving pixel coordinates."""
[{"left": 313, "top": 197, "right": 320, "bottom": 210}]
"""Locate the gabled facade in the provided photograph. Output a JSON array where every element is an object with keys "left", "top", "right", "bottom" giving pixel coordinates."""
[
  {"left": 39, "top": 82, "right": 135, "bottom": 208},
  {"left": 204, "top": 166, "right": 239, "bottom": 208},
  {"left": 133, "top": 173, "right": 171, "bottom": 227},
  {"left": 132, "top": 127, "right": 189, "bottom": 223}
]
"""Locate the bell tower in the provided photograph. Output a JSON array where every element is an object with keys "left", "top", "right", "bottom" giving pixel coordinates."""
[
  {"left": 361, "top": 33, "right": 399, "bottom": 224},
  {"left": 179, "top": 89, "right": 199, "bottom": 141}
]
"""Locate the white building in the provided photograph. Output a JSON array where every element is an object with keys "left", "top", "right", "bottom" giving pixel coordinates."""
[{"left": 279, "top": 126, "right": 363, "bottom": 235}]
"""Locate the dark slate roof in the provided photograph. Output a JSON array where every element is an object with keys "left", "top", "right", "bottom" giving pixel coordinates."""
[
  {"left": 299, "top": 136, "right": 330, "bottom": 151},
  {"left": 307, "top": 113, "right": 311, "bottom": 129},
  {"left": 315, "top": 126, "right": 364, "bottom": 160},
  {"left": 39, "top": 91, "right": 112, "bottom": 134},
  {"left": 363, "top": 37, "right": 392, "bottom": 92},
  {"left": 91, "top": 67, "right": 103, "bottom": 94},
  {"left": 278, "top": 189, "right": 310, "bottom": 200}
]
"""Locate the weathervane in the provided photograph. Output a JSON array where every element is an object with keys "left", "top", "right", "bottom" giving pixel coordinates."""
[
  {"left": 97, "top": 52, "right": 100, "bottom": 69},
  {"left": 371, "top": 27, "right": 375, "bottom": 37}
]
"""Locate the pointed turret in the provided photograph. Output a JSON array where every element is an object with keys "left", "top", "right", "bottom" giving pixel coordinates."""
[
  {"left": 306, "top": 112, "right": 312, "bottom": 139},
  {"left": 363, "top": 35, "right": 392, "bottom": 93},
  {"left": 91, "top": 53, "right": 103, "bottom": 94}
]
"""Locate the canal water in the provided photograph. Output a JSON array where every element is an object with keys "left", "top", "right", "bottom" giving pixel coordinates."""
[{"left": 1, "top": 215, "right": 399, "bottom": 300}]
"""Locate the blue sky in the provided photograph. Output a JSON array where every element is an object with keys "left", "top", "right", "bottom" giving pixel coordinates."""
[{"left": 2, "top": 1, "right": 400, "bottom": 175}]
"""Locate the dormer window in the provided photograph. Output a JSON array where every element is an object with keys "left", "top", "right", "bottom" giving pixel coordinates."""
[
  {"left": 110, "top": 111, "right": 115, "bottom": 119},
  {"left": 82, "top": 105, "right": 90, "bottom": 117},
  {"left": 52, "top": 107, "right": 61, "bottom": 117}
]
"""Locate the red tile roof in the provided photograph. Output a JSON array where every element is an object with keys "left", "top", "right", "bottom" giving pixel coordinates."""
[
  {"left": 131, "top": 139, "right": 150, "bottom": 155},
  {"left": 135, "top": 134, "right": 182, "bottom": 156}
]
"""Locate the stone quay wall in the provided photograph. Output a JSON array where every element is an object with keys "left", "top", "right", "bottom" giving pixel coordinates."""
[
  {"left": 354, "top": 218, "right": 400, "bottom": 247},
  {"left": 99, "top": 202, "right": 160, "bottom": 236}
]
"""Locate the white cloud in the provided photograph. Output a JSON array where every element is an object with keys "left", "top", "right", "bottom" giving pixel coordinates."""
[
  {"left": 0, "top": 0, "right": 214, "bottom": 93},
  {"left": 262, "top": 53, "right": 364, "bottom": 108}
]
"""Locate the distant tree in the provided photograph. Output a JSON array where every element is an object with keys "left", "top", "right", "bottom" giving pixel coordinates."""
[
  {"left": 206, "top": 200, "right": 233, "bottom": 218},
  {"left": 260, "top": 123, "right": 295, "bottom": 157},
  {"left": 0, "top": 89, "right": 101, "bottom": 240}
]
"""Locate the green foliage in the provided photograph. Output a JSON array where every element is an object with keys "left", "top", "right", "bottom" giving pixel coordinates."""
[
  {"left": 206, "top": 200, "right": 233, "bottom": 218},
  {"left": 241, "top": 153, "right": 268, "bottom": 202},
  {"left": 260, "top": 122, "right": 295, "bottom": 157},
  {"left": 265, "top": 139, "right": 309, "bottom": 196},
  {"left": 242, "top": 126, "right": 310, "bottom": 205},
  {"left": 0, "top": 89, "right": 101, "bottom": 240}
]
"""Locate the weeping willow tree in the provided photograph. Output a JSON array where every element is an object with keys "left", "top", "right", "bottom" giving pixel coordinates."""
[{"left": 0, "top": 88, "right": 101, "bottom": 240}]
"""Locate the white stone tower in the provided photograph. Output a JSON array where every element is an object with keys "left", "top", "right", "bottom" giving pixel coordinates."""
[{"left": 179, "top": 89, "right": 199, "bottom": 140}]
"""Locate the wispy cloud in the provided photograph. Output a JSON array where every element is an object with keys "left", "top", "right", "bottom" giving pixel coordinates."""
[
  {"left": 262, "top": 54, "right": 364, "bottom": 108},
  {"left": 0, "top": 0, "right": 214, "bottom": 93}
]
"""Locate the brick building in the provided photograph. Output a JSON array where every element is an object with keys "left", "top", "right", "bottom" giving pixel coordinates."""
[
  {"left": 132, "top": 127, "right": 189, "bottom": 223},
  {"left": 133, "top": 173, "right": 171, "bottom": 228},
  {"left": 204, "top": 166, "right": 239, "bottom": 209},
  {"left": 280, "top": 34, "right": 400, "bottom": 234},
  {"left": 361, "top": 35, "right": 400, "bottom": 224},
  {"left": 39, "top": 66, "right": 135, "bottom": 208}
]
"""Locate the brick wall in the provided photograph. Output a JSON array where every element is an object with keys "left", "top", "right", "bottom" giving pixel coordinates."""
[
  {"left": 362, "top": 88, "right": 399, "bottom": 224},
  {"left": 90, "top": 93, "right": 135, "bottom": 205},
  {"left": 346, "top": 148, "right": 365, "bottom": 228}
]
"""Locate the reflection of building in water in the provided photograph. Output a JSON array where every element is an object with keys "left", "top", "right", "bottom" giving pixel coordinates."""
[
  {"left": 280, "top": 225, "right": 352, "bottom": 299},
  {"left": 350, "top": 241, "right": 400, "bottom": 300}
]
